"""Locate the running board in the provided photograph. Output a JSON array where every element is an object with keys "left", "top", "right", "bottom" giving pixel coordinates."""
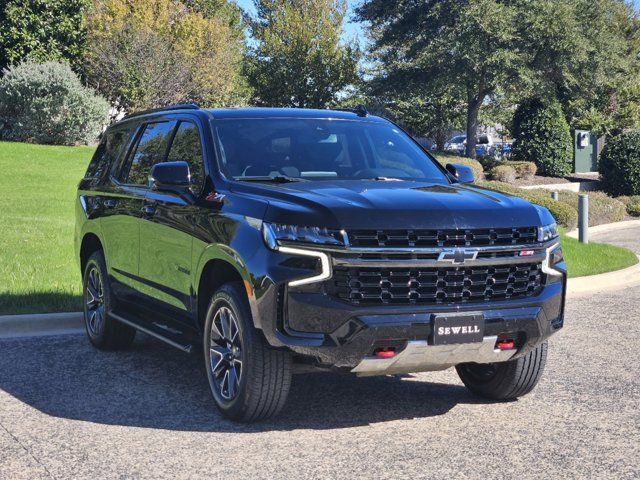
[{"left": 109, "top": 311, "right": 193, "bottom": 353}]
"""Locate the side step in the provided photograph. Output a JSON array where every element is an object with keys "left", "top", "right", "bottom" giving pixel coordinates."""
[{"left": 109, "top": 311, "right": 193, "bottom": 353}]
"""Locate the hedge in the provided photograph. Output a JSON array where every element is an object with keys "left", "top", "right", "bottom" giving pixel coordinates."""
[
  {"left": 490, "top": 165, "right": 517, "bottom": 183},
  {"left": 478, "top": 181, "right": 578, "bottom": 230},
  {"left": 616, "top": 196, "right": 640, "bottom": 217},
  {"left": 0, "top": 60, "right": 109, "bottom": 145},
  {"left": 511, "top": 98, "right": 572, "bottom": 177},
  {"left": 599, "top": 130, "right": 640, "bottom": 196}
]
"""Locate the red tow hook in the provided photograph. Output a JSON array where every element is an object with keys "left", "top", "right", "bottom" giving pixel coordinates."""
[
  {"left": 373, "top": 347, "right": 396, "bottom": 359},
  {"left": 496, "top": 339, "right": 515, "bottom": 350}
]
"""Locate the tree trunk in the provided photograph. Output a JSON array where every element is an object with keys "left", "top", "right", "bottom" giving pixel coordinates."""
[{"left": 465, "top": 93, "right": 485, "bottom": 158}]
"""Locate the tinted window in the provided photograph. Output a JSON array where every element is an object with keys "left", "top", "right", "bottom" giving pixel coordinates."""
[
  {"left": 85, "top": 127, "right": 132, "bottom": 181},
  {"left": 121, "top": 122, "right": 176, "bottom": 186},
  {"left": 215, "top": 118, "right": 448, "bottom": 183},
  {"left": 166, "top": 122, "right": 204, "bottom": 190}
]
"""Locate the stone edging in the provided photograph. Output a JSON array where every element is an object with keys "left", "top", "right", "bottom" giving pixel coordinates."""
[
  {"left": 0, "top": 311, "right": 83, "bottom": 339},
  {"left": 566, "top": 255, "right": 640, "bottom": 297},
  {"left": 566, "top": 219, "right": 640, "bottom": 239}
]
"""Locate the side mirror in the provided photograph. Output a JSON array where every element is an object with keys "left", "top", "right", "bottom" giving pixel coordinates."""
[
  {"left": 446, "top": 163, "right": 475, "bottom": 184},
  {"left": 150, "top": 161, "right": 191, "bottom": 193}
]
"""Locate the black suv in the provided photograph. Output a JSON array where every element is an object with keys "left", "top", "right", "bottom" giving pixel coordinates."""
[{"left": 75, "top": 104, "right": 566, "bottom": 422}]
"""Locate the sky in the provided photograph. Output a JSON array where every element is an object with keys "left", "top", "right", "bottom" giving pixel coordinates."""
[
  {"left": 234, "top": 0, "right": 367, "bottom": 45},
  {"left": 235, "top": 0, "right": 640, "bottom": 47}
]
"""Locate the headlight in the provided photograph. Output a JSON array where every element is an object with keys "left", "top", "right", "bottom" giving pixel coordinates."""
[
  {"left": 262, "top": 223, "right": 345, "bottom": 250},
  {"left": 538, "top": 222, "right": 559, "bottom": 242},
  {"left": 262, "top": 223, "right": 336, "bottom": 287}
]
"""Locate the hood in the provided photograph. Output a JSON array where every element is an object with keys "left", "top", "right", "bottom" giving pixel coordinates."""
[{"left": 231, "top": 180, "right": 550, "bottom": 230}]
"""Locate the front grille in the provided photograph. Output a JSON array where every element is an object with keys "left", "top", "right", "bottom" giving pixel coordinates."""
[
  {"left": 330, "top": 263, "right": 543, "bottom": 306},
  {"left": 347, "top": 227, "right": 538, "bottom": 248}
]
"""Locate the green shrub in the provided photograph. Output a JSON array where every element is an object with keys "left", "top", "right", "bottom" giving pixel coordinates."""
[
  {"left": 512, "top": 98, "right": 572, "bottom": 177},
  {"left": 0, "top": 60, "right": 109, "bottom": 145},
  {"left": 490, "top": 165, "right": 517, "bottom": 183},
  {"left": 478, "top": 181, "right": 578, "bottom": 230},
  {"left": 548, "top": 191, "right": 626, "bottom": 226},
  {"left": 434, "top": 153, "right": 485, "bottom": 180},
  {"left": 615, "top": 195, "right": 640, "bottom": 217},
  {"left": 599, "top": 130, "right": 640, "bottom": 196},
  {"left": 476, "top": 154, "right": 500, "bottom": 171},
  {"left": 505, "top": 161, "right": 537, "bottom": 180}
]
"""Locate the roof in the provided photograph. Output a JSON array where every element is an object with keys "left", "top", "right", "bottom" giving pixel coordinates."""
[{"left": 204, "top": 107, "right": 386, "bottom": 122}]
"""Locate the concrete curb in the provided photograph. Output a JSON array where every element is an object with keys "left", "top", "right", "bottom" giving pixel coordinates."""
[
  {"left": 566, "top": 255, "right": 640, "bottom": 297},
  {"left": 0, "top": 312, "right": 84, "bottom": 339},
  {"left": 566, "top": 219, "right": 640, "bottom": 239}
]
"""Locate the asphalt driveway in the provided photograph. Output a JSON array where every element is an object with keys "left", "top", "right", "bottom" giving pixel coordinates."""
[{"left": 1, "top": 286, "right": 639, "bottom": 479}]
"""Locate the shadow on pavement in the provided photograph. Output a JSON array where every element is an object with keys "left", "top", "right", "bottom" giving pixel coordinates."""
[{"left": 0, "top": 333, "right": 486, "bottom": 432}]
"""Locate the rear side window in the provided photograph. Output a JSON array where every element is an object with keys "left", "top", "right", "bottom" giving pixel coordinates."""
[
  {"left": 84, "top": 127, "right": 132, "bottom": 182},
  {"left": 166, "top": 121, "right": 204, "bottom": 190},
  {"left": 120, "top": 121, "right": 176, "bottom": 186}
]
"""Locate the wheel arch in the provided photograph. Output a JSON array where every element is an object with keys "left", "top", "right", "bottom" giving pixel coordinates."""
[
  {"left": 80, "top": 232, "right": 104, "bottom": 274},
  {"left": 195, "top": 250, "right": 253, "bottom": 334}
]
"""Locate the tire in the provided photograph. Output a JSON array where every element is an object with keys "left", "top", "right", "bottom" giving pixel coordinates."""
[
  {"left": 456, "top": 341, "right": 548, "bottom": 400},
  {"left": 204, "top": 282, "right": 292, "bottom": 422},
  {"left": 83, "top": 250, "right": 136, "bottom": 350}
]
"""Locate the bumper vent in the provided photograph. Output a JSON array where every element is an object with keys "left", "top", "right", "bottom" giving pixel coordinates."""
[
  {"left": 347, "top": 227, "right": 538, "bottom": 248},
  {"left": 330, "top": 263, "right": 543, "bottom": 306}
]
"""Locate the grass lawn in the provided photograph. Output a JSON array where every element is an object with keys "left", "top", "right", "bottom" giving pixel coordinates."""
[
  {"left": 0, "top": 140, "right": 637, "bottom": 314},
  {"left": 0, "top": 141, "right": 94, "bottom": 314},
  {"left": 560, "top": 233, "right": 638, "bottom": 278}
]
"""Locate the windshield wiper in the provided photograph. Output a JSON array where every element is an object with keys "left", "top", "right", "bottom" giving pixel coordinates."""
[
  {"left": 369, "top": 176, "right": 404, "bottom": 181},
  {"left": 235, "top": 175, "right": 308, "bottom": 183}
]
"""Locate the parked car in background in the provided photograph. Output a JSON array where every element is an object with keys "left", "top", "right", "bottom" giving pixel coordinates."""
[
  {"left": 494, "top": 141, "right": 513, "bottom": 158},
  {"left": 414, "top": 137, "right": 437, "bottom": 151},
  {"left": 444, "top": 135, "right": 467, "bottom": 154},
  {"left": 444, "top": 134, "right": 495, "bottom": 156}
]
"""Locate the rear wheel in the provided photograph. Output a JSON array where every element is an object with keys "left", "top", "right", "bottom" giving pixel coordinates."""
[
  {"left": 456, "top": 342, "right": 548, "bottom": 400},
  {"left": 204, "top": 282, "right": 291, "bottom": 422},
  {"left": 83, "top": 251, "right": 136, "bottom": 350}
]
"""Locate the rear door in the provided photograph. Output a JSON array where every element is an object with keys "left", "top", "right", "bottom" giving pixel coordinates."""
[
  {"left": 138, "top": 119, "right": 206, "bottom": 335},
  {"left": 103, "top": 120, "right": 177, "bottom": 305}
]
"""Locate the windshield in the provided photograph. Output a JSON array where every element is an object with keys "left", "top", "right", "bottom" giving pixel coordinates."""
[
  {"left": 214, "top": 118, "right": 449, "bottom": 183},
  {"left": 449, "top": 136, "right": 466, "bottom": 143}
]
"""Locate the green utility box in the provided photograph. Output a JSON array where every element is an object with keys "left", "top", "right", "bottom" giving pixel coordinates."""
[{"left": 574, "top": 130, "right": 603, "bottom": 173}]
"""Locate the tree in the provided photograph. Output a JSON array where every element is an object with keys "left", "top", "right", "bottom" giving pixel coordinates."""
[
  {"left": 356, "top": 0, "right": 640, "bottom": 157},
  {"left": 386, "top": 91, "right": 466, "bottom": 149},
  {"left": 0, "top": 0, "right": 90, "bottom": 72},
  {"left": 84, "top": 0, "right": 248, "bottom": 112},
  {"left": 357, "top": 0, "right": 525, "bottom": 158},
  {"left": 511, "top": 98, "right": 572, "bottom": 177},
  {"left": 246, "top": 0, "right": 359, "bottom": 108}
]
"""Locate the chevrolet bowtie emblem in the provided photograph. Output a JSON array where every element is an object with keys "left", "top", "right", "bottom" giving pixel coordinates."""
[{"left": 437, "top": 248, "right": 479, "bottom": 264}]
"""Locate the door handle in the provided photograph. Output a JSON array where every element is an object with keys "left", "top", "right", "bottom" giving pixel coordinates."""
[
  {"left": 103, "top": 198, "right": 117, "bottom": 209},
  {"left": 141, "top": 204, "right": 156, "bottom": 216}
]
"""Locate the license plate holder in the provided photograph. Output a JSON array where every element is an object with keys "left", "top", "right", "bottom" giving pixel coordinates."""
[{"left": 432, "top": 314, "right": 484, "bottom": 345}]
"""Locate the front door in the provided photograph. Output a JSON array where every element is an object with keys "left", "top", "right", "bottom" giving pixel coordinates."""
[
  {"left": 138, "top": 120, "right": 206, "bottom": 337},
  {"left": 106, "top": 120, "right": 178, "bottom": 307}
]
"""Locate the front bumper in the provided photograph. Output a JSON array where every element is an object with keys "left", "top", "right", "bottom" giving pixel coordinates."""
[
  {"left": 251, "top": 277, "right": 565, "bottom": 374},
  {"left": 248, "top": 238, "right": 566, "bottom": 375}
]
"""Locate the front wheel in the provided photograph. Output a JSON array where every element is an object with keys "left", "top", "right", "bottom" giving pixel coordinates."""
[
  {"left": 456, "top": 342, "right": 548, "bottom": 400},
  {"left": 204, "top": 282, "right": 292, "bottom": 422}
]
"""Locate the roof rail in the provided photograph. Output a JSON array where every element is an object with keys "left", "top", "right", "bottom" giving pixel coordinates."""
[
  {"left": 123, "top": 103, "right": 200, "bottom": 120},
  {"left": 334, "top": 105, "right": 369, "bottom": 117}
]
